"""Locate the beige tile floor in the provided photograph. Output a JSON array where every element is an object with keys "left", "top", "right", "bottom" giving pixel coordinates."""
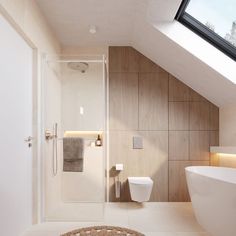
[{"left": 23, "top": 203, "right": 210, "bottom": 236}]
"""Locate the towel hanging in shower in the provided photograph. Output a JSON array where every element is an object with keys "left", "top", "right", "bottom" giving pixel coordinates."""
[{"left": 63, "top": 137, "right": 84, "bottom": 172}]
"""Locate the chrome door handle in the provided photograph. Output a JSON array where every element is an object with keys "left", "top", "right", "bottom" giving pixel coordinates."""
[{"left": 24, "top": 136, "right": 33, "bottom": 142}]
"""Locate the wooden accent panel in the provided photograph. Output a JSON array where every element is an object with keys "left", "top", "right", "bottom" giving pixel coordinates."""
[
  {"left": 210, "top": 131, "right": 219, "bottom": 146},
  {"left": 139, "top": 73, "right": 168, "bottom": 130},
  {"left": 169, "top": 131, "right": 189, "bottom": 161},
  {"left": 190, "top": 131, "right": 210, "bottom": 161},
  {"left": 169, "top": 75, "right": 189, "bottom": 102},
  {"left": 210, "top": 131, "right": 220, "bottom": 166},
  {"left": 109, "top": 46, "right": 139, "bottom": 72},
  {"left": 190, "top": 102, "right": 210, "bottom": 130},
  {"left": 109, "top": 131, "right": 168, "bottom": 202},
  {"left": 139, "top": 54, "right": 165, "bottom": 73},
  {"left": 219, "top": 156, "right": 236, "bottom": 168},
  {"left": 169, "top": 102, "right": 189, "bottom": 130},
  {"left": 210, "top": 153, "right": 220, "bottom": 166},
  {"left": 109, "top": 72, "right": 138, "bottom": 130},
  {"left": 108, "top": 46, "right": 219, "bottom": 202},
  {"left": 169, "top": 161, "right": 209, "bottom": 202},
  {"left": 189, "top": 89, "right": 207, "bottom": 101},
  {"left": 209, "top": 103, "right": 219, "bottom": 130}
]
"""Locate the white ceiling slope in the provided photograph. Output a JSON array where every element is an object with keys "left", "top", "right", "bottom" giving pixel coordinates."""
[{"left": 36, "top": 0, "right": 236, "bottom": 107}]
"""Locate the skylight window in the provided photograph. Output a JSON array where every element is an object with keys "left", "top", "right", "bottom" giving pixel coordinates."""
[{"left": 176, "top": 0, "right": 236, "bottom": 61}]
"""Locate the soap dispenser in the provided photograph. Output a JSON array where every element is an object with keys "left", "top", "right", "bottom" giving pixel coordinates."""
[{"left": 95, "top": 134, "right": 102, "bottom": 146}]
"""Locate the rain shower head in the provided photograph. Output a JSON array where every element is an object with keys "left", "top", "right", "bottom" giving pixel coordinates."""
[{"left": 67, "top": 62, "right": 89, "bottom": 73}]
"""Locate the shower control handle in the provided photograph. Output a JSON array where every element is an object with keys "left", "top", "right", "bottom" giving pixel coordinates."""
[
  {"left": 45, "top": 123, "right": 58, "bottom": 141},
  {"left": 45, "top": 130, "right": 54, "bottom": 140},
  {"left": 54, "top": 123, "right": 58, "bottom": 138}
]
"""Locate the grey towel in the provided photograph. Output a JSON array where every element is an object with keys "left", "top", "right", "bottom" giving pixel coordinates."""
[
  {"left": 63, "top": 159, "right": 83, "bottom": 172},
  {"left": 63, "top": 137, "right": 84, "bottom": 172}
]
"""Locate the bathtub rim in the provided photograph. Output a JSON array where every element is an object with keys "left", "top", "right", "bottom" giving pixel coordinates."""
[{"left": 185, "top": 166, "right": 236, "bottom": 185}]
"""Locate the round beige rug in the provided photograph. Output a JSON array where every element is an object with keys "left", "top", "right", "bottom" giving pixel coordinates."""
[{"left": 61, "top": 226, "right": 144, "bottom": 236}]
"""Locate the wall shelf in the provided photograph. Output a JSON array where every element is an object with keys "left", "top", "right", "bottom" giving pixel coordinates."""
[{"left": 210, "top": 146, "right": 236, "bottom": 155}]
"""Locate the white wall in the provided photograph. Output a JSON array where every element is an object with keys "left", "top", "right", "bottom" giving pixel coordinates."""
[
  {"left": 62, "top": 144, "right": 104, "bottom": 202},
  {"left": 0, "top": 0, "right": 60, "bottom": 53},
  {"left": 220, "top": 105, "right": 236, "bottom": 146},
  {"left": 0, "top": 13, "right": 33, "bottom": 236},
  {"left": 219, "top": 106, "right": 236, "bottom": 167},
  {"left": 61, "top": 62, "right": 104, "bottom": 131},
  {"left": 62, "top": 46, "right": 108, "bottom": 56},
  {"left": 0, "top": 0, "right": 61, "bottom": 224},
  {"left": 60, "top": 56, "right": 105, "bottom": 203}
]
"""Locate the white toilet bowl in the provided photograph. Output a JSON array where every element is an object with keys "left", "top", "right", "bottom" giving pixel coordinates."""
[{"left": 128, "top": 177, "right": 153, "bottom": 202}]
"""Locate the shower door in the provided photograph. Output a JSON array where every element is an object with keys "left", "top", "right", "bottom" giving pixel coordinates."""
[{"left": 42, "top": 55, "right": 106, "bottom": 221}]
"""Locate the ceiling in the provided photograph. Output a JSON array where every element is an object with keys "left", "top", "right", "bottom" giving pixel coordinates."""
[
  {"left": 35, "top": 0, "right": 181, "bottom": 47},
  {"left": 36, "top": 0, "right": 236, "bottom": 107},
  {"left": 35, "top": 0, "right": 140, "bottom": 46}
]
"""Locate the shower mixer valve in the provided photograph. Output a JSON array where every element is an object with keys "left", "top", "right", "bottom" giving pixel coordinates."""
[
  {"left": 45, "top": 123, "right": 58, "bottom": 140},
  {"left": 45, "top": 130, "right": 55, "bottom": 140}
]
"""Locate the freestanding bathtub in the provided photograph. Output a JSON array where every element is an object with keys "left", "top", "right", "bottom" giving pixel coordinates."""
[{"left": 185, "top": 166, "right": 236, "bottom": 236}]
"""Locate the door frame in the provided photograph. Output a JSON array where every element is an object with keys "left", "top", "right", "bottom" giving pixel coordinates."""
[{"left": 0, "top": 4, "right": 40, "bottom": 225}]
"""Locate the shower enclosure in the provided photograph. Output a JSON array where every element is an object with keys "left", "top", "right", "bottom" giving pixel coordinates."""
[{"left": 41, "top": 54, "right": 107, "bottom": 221}]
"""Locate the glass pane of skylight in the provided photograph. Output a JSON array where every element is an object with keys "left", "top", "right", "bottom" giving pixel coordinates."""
[{"left": 186, "top": 0, "right": 236, "bottom": 47}]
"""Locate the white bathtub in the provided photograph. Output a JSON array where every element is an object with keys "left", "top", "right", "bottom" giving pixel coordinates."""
[{"left": 185, "top": 166, "right": 236, "bottom": 236}]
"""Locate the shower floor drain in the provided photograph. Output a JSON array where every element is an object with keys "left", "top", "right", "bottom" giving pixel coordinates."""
[{"left": 61, "top": 226, "right": 144, "bottom": 236}]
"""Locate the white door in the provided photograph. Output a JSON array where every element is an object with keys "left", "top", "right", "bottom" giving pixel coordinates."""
[{"left": 0, "top": 14, "right": 33, "bottom": 236}]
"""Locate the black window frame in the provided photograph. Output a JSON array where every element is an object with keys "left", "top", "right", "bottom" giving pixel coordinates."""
[{"left": 175, "top": 0, "right": 236, "bottom": 61}]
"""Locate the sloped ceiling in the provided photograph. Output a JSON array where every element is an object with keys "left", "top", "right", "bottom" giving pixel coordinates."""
[{"left": 36, "top": 0, "right": 236, "bottom": 107}]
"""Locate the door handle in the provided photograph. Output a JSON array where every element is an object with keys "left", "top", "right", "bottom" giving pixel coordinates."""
[
  {"left": 24, "top": 136, "right": 33, "bottom": 142},
  {"left": 24, "top": 136, "right": 33, "bottom": 148}
]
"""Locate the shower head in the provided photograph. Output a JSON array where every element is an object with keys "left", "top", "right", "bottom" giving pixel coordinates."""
[{"left": 67, "top": 62, "right": 89, "bottom": 73}]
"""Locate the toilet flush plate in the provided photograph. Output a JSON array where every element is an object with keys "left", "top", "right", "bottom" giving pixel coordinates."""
[{"left": 133, "top": 136, "right": 143, "bottom": 149}]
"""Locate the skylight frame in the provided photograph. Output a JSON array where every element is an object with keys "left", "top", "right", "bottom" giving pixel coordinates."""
[{"left": 175, "top": 0, "right": 236, "bottom": 61}]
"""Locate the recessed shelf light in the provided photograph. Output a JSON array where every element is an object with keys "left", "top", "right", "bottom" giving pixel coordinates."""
[{"left": 210, "top": 146, "right": 236, "bottom": 155}]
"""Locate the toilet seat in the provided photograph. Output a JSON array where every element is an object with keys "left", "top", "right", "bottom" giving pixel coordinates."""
[{"left": 128, "top": 177, "right": 153, "bottom": 185}]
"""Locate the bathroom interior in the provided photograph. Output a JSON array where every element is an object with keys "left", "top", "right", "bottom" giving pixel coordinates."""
[{"left": 1, "top": 0, "right": 236, "bottom": 236}]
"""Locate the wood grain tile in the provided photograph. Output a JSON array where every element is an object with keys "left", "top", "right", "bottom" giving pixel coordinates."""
[
  {"left": 139, "top": 54, "right": 166, "bottom": 73},
  {"left": 169, "top": 161, "right": 209, "bottom": 202},
  {"left": 108, "top": 46, "right": 219, "bottom": 202},
  {"left": 209, "top": 103, "right": 219, "bottom": 131},
  {"left": 109, "top": 47, "right": 140, "bottom": 72},
  {"left": 139, "top": 73, "right": 168, "bottom": 130},
  {"left": 109, "top": 131, "right": 168, "bottom": 202},
  {"left": 189, "top": 89, "right": 207, "bottom": 102},
  {"left": 169, "top": 131, "right": 189, "bottom": 160},
  {"left": 219, "top": 156, "right": 236, "bottom": 168},
  {"left": 190, "top": 102, "right": 210, "bottom": 130},
  {"left": 210, "top": 153, "right": 220, "bottom": 167},
  {"left": 210, "top": 131, "right": 219, "bottom": 146},
  {"left": 169, "top": 102, "right": 189, "bottom": 130},
  {"left": 209, "top": 131, "right": 220, "bottom": 166},
  {"left": 109, "top": 72, "right": 138, "bottom": 130},
  {"left": 109, "top": 131, "right": 131, "bottom": 202},
  {"left": 190, "top": 131, "right": 210, "bottom": 161},
  {"left": 169, "top": 75, "right": 189, "bottom": 102}
]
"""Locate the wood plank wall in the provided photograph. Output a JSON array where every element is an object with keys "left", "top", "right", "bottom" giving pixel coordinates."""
[{"left": 108, "top": 46, "right": 219, "bottom": 202}]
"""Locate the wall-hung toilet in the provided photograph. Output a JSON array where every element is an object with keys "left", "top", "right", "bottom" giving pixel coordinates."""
[{"left": 128, "top": 177, "right": 153, "bottom": 202}]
